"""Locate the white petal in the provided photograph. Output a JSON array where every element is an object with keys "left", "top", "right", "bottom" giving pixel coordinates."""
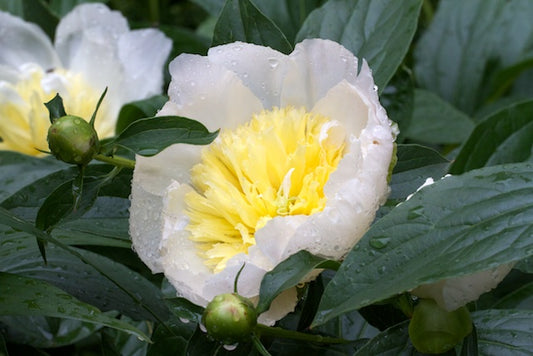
[
  {"left": 281, "top": 39, "right": 359, "bottom": 109},
  {"left": 129, "top": 144, "right": 203, "bottom": 272},
  {"left": 0, "top": 10, "right": 60, "bottom": 71},
  {"left": 208, "top": 42, "right": 288, "bottom": 108},
  {"left": 54, "top": 4, "right": 128, "bottom": 114},
  {"left": 412, "top": 264, "right": 515, "bottom": 311},
  {"left": 117, "top": 29, "right": 172, "bottom": 103},
  {"left": 164, "top": 54, "right": 263, "bottom": 131}
]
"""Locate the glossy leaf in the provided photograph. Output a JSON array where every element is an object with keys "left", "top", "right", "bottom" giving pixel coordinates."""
[
  {"left": 212, "top": 0, "right": 293, "bottom": 54},
  {"left": 450, "top": 99, "right": 533, "bottom": 174},
  {"left": 0, "top": 272, "right": 151, "bottom": 342},
  {"left": 109, "top": 116, "right": 218, "bottom": 156},
  {"left": 256, "top": 250, "right": 340, "bottom": 314},
  {"left": 115, "top": 95, "right": 168, "bottom": 135},
  {"left": 389, "top": 144, "right": 450, "bottom": 201},
  {"left": 0, "top": 315, "right": 104, "bottom": 348},
  {"left": 404, "top": 89, "right": 475, "bottom": 145},
  {"left": 491, "top": 282, "right": 533, "bottom": 310},
  {"left": 352, "top": 321, "right": 415, "bottom": 356},
  {"left": 0, "top": 230, "right": 168, "bottom": 322},
  {"left": 473, "top": 309, "right": 533, "bottom": 355},
  {"left": 314, "top": 163, "right": 533, "bottom": 325},
  {"left": 414, "top": 0, "right": 533, "bottom": 114},
  {"left": 296, "top": 0, "right": 422, "bottom": 90},
  {"left": 0, "top": 152, "right": 66, "bottom": 203}
]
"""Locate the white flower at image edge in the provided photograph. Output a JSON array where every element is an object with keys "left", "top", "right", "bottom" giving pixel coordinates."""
[
  {"left": 409, "top": 178, "right": 515, "bottom": 312},
  {"left": 130, "top": 39, "right": 396, "bottom": 324},
  {"left": 0, "top": 4, "right": 171, "bottom": 155}
]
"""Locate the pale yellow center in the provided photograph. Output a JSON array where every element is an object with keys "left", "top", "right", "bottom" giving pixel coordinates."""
[
  {"left": 0, "top": 66, "right": 113, "bottom": 156},
  {"left": 185, "top": 107, "right": 347, "bottom": 273}
]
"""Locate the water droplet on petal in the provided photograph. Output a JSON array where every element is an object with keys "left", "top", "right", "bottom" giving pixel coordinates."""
[
  {"left": 268, "top": 58, "right": 279, "bottom": 69},
  {"left": 373, "top": 85, "right": 378, "bottom": 91}
]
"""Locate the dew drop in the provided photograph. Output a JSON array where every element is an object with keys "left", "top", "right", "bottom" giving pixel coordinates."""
[
  {"left": 340, "top": 55, "right": 348, "bottom": 63},
  {"left": 199, "top": 322, "right": 207, "bottom": 333},
  {"left": 268, "top": 57, "right": 279, "bottom": 69},
  {"left": 373, "top": 85, "right": 378, "bottom": 91},
  {"left": 223, "top": 343, "right": 238, "bottom": 351},
  {"left": 190, "top": 81, "right": 196, "bottom": 87},
  {"left": 231, "top": 60, "right": 237, "bottom": 67},
  {"left": 179, "top": 317, "right": 190, "bottom": 324},
  {"left": 369, "top": 236, "right": 390, "bottom": 249}
]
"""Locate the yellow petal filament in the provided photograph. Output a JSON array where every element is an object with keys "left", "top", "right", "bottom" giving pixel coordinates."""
[
  {"left": 185, "top": 107, "right": 347, "bottom": 273},
  {"left": 0, "top": 66, "right": 113, "bottom": 156}
]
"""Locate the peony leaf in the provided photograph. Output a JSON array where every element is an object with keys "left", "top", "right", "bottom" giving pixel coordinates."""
[
  {"left": 109, "top": 116, "right": 218, "bottom": 156},
  {"left": 404, "top": 89, "right": 475, "bottom": 145},
  {"left": 256, "top": 250, "right": 340, "bottom": 315},
  {"left": 296, "top": 0, "right": 422, "bottom": 90},
  {"left": 389, "top": 144, "right": 450, "bottom": 201},
  {"left": 450, "top": 100, "right": 533, "bottom": 175},
  {"left": 0, "top": 272, "right": 151, "bottom": 342},
  {"left": 313, "top": 162, "right": 533, "bottom": 326},
  {"left": 0, "top": 228, "right": 168, "bottom": 322},
  {"left": 212, "top": 0, "right": 293, "bottom": 54},
  {"left": 414, "top": 0, "right": 533, "bottom": 114},
  {"left": 115, "top": 95, "right": 168, "bottom": 135},
  {"left": 490, "top": 282, "right": 533, "bottom": 310},
  {"left": 474, "top": 309, "right": 533, "bottom": 354}
]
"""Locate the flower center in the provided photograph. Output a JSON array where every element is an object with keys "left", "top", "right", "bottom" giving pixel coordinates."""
[
  {"left": 185, "top": 107, "right": 347, "bottom": 272},
  {"left": 0, "top": 65, "right": 113, "bottom": 156}
]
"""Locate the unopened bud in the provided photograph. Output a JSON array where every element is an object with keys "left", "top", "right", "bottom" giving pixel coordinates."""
[
  {"left": 408, "top": 298, "right": 472, "bottom": 354},
  {"left": 202, "top": 293, "right": 257, "bottom": 344},
  {"left": 47, "top": 115, "right": 100, "bottom": 166}
]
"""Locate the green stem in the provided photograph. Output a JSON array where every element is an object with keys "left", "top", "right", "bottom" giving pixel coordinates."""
[
  {"left": 94, "top": 154, "right": 135, "bottom": 169},
  {"left": 255, "top": 324, "right": 349, "bottom": 344}
]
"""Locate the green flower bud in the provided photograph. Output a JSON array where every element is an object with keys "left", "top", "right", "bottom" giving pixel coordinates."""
[
  {"left": 202, "top": 293, "right": 257, "bottom": 344},
  {"left": 408, "top": 298, "right": 472, "bottom": 354},
  {"left": 47, "top": 115, "right": 100, "bottom": 166}
]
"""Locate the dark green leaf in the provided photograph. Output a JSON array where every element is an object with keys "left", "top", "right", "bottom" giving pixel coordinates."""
[
  {"left": 490, "top": 282, "right": 533, "bottom": 310},
  {"left": 102, "top": 316, "right": 150, "bottom": 356},
  {"left": 44, "top": 93, "right": 67, "bottom": 123},
  {"left": 109, "top": 116, "right": 218, "bottom": 156},
  {"left": 0, "top": 333, "right": 7, "bottom": 355},
  {"left": 414, "top": 0, "right": 533, "bottom": 114},
  {"left": 48, "top": 0, "right": 107, "bottom": 17},
  {"left": 35, "top": 176, "right": 101, "bottom": 232},
  {"left": 212, "top": 0, "right": 293, "bottom": 54},
  {"left": 115, "top": 95, "right": 168, "bottom": 135},
  {"left": 0, "top": 315, "right": 104, "bottom": 348},
  {"left": 166, "top": 298, "right": 204, "bottom": 324},
  {"left": 253, "top": 0, "right": 326, "bottom": 44},
  {"left": 189, "top": 0, "right": 224, "bottom": 16},
  {"left": 296, "top": 0, "right": 422, "bottom": 90},
  {"left": 352, "top": 321, "right": 416, "bottom": 356},
  {"left": 0, "top": 152, "right": 66, "bottom": 203},
  {"left": 404, "top": 89, "right": 475, "bottom": 145},
  {"left": 314, "top": 163, "right": 533, "bottom": 326},
  {"left": 450, "top": 100, "right": 533, "bottom": 174},
  {"left": 380, "top": 68, "right": 415, "bottom": 143},
  {"left": 389, "top": 144, "right": 450, "bottom": 201},
  {"left": 0, "top": 230, "right": 168, "bottom": 322},
  {"left": 148, "top": 322, "right": 189, "bottom": 356},
  {"left": 256, "top": 250, "right": 340, "bottom": 314},
  {"left": 473, "top": 309, "right": 533, "bottom": 355},
  {"left": 0, "top": 272, "right": 150, "bottom": 342}
]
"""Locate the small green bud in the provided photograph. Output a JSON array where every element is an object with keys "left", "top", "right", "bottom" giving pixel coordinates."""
[
  {"left": 408, "top": 298, "right": 472, "bottom": 354},
  {"left": 47, "top": 115, "right": 100, "bottom": 166},
  {"left": 202, "top": 293, "right": 257, "bottom": 344}
]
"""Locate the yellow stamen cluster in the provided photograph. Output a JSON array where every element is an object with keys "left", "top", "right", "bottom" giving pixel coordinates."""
[
  {"left": 185, "top": 107, "right": 346, "bottom": 272},
  {"left": 0, "top": 67, "right": 112, "bottom": 156}
]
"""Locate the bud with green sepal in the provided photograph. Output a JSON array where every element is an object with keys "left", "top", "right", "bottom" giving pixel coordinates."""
[
  {"left": 45, "top": 88, "right": 107, "bottom": 166},
  {"left": 202, "top": 292, "right": 258, "bottom": 345},
  {"left": 408, "top": 298, "right": 473, "bottom": 354}
]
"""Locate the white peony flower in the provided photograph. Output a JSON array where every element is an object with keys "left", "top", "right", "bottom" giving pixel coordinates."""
[
  {"left": 129, "top": 39, "right": 395, "bottom": 324},
  {"left": 408, "top": 176, "right": 514, "bottom": 311},
  {"left": 0, "top": 3, "right": 172, "bottom": 156}
]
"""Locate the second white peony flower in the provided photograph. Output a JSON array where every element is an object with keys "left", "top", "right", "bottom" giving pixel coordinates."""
[{"left": 130, "top": 39, "right": 396, "bottom": 324}]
